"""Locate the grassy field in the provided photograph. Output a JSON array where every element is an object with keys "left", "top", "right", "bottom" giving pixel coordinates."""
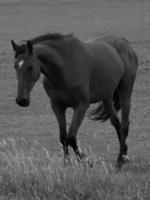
[{"left": 0, "top": 0, "right": 150, "bottom": 199}]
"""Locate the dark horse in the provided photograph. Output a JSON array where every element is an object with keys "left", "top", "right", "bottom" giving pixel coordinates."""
[{"left": 11, "top": 33, "right": 138, "bottom": 168}]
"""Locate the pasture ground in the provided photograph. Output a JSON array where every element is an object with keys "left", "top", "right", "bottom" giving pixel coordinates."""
[{"left": 0, "top": 0, "right": 150, "bottom": 199}]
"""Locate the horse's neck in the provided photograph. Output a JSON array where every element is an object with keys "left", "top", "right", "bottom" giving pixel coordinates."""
[
  {"left": 34, "top": 43, "right": 56, "bottom": 61},
  {"left": 34, "top": 43, "right": 64, "bottom": 89}
]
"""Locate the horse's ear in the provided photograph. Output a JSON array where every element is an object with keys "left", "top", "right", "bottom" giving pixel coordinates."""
[
  {"left": 26, "top": 41, "right": 33, "bottom": 54},
  {"left": 11, "top": 40, "right": 19, "bottom": 52}
]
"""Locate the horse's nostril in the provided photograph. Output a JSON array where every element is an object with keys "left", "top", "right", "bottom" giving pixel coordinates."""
[{"left": 16, "top": 98, "right": 29, "bottom": 107}]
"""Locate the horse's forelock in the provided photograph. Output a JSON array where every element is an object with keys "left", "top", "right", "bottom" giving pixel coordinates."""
[{"left": 15, "top": 45, "right": 26, "bottom": 58}]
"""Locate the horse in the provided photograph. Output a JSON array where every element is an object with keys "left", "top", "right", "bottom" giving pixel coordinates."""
[{"left": 11, "top": 33, "right": 138, "bottom": 168}]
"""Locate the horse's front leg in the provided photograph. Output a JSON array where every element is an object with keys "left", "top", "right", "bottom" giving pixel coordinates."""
[
  {"left": 67, "top": 103, "right": 88, "bottom": 159},
  {"left": 51, "top": 101, "right": 68, "bottom": 157}
]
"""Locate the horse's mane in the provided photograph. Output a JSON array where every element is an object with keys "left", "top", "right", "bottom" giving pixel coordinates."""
[
  {"left": 14, "top": 33, "right": 73, "bottom": 57},
  {"left": 29, "top": 33, "right": 73, "bottom": 44}
]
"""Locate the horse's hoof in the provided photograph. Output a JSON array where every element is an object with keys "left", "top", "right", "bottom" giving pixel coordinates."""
[
  {"left": 116, "top": 154, "right": 130, "bottom": 169},
  {"left": 122, "top": 154, "right": 130, "bottom": 162},
  {"left": 79, "top": 152, "right": 85, "bottom": 159},
  {"left": 86, "top": 158, "right": 94, "bottom": 168},
  {"left": 116, "top": 161, "right": 124, "bottom": 169},
  {"left": 79, "top": 152, "right": 85, "bottom": 160},
  {"left": 76, "top": 151, "right": 85, "bottom": 161}
]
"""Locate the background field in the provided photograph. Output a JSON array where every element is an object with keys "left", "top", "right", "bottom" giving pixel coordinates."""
[{"left": 0, "top": 0, "right": 150, "bottom": 170}]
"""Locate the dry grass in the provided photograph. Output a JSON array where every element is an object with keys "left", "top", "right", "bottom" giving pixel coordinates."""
[{"left": 0, "top": 138, "right": 149, "bottom": 200}]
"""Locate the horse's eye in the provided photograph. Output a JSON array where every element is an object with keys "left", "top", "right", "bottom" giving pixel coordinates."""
[
  {"left": 14, "top": 65, "right": 17, "bottom": 69},
  {"left": 28, "top": 66, "right": 33, "bottom": 71}
]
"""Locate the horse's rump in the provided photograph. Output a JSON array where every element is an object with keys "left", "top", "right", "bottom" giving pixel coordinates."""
[
  {"left": 89, "top": 35, "right": 138, "bottom": 121},
  {"left": 97, "top": 35, "right": 138, "bottom": 70}
]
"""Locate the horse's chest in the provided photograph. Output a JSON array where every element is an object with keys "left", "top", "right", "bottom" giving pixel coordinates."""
[
  {"left": 51, "top": 89, "right": 70, "bottom": 104},
  {"left": 43, "top": 77, "right": 87, "bottom": 107},
  {"left": 43, "top": 77, "right": 68, "bottom": 104},
  {"left": 48, "top": 87, "right": 79, "bottom": 107}
]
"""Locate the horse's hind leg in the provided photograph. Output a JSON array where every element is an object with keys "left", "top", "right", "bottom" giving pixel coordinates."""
[
  {"left": 103, "top": 99, "right": 121, "bottom": 144},
  {"left": 117, "top": 96, "right": 131, "bottom": 168},
  {"left": 51, "top": 101, "right": 68, "bottom": 157},
  {"left": 103, "top": 99, "right": 130, "bottom": 168}
]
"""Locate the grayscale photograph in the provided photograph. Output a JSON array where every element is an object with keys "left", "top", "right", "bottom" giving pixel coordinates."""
[{"left": 0, "top": 0, "right": 149, "bottom": 199}]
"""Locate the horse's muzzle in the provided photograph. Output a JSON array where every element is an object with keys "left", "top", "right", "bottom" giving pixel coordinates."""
[{"left": 16, "top": 98, "right": 30, "bottom": 107}]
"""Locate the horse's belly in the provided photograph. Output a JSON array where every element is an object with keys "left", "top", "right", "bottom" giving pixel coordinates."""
[{"left": 90, "top": 86, "right": 112, "bottom": 103}]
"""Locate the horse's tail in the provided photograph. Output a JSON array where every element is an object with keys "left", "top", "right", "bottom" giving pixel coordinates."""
[{"left": 90, "top": 90, "right": 120, "bottom": 122}]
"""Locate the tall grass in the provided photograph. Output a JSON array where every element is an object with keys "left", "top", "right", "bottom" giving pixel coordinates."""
[{"left": 0, "top": 138, "right": 149, "bottom": 200}]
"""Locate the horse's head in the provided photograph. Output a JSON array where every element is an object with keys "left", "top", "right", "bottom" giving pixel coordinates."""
[{"left": 11, "top": 40, "right": 41, "bottom": 107}]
